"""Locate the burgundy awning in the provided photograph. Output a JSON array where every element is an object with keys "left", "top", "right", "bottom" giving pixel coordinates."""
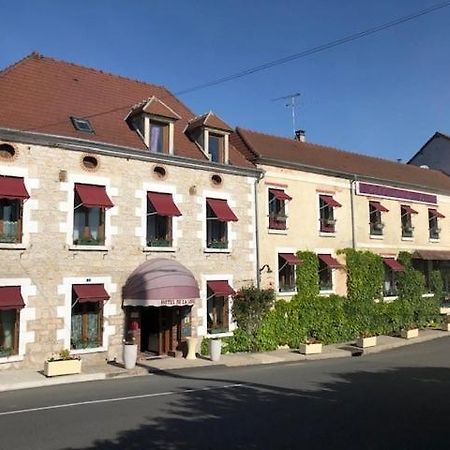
[
  {"left": 383, "top": 258, "right": 405, "bottom": 272},
  {"left": 72, "top": 284, "right": 110, "bottom": 303},
  {"left": 369, "top": 201, "right": 389, "bottom": 213},
  {"left": 269, "top": 188, "right": 292, "bottom": 201},
  {"left": 402, "top": 205, "right": 418, "bottom": 215},
  {"left": 207, "top": 280, "right": 236, "bottom": 297},
  {"left": 207, "top": 198, "right": 238, "bottom": 222},
  {"left": 320, "top": 195, "right": 342, "bottom": 208},
  {"left": 74, "top": 183, "right": 114, "bottom": 209},
  {"left": 123, "top": 258, "right": 200, "bottom": 307},
  {"left": 0, "top": 286, "right": 25, "bottom": 310},
  {"left": 318, "top": 254, "right": 342, "bottom": 269},
  {"left": 0, "top": 176, "right": 30, "bottom": 200},
  {"left": 429, "top": 208, "right": 445, "bottom": 219},
  {"left": 147, "top": 192, "right": 182, "bottom": 217},
  {"left": 279, "top": 253, "right": 301, "bottom": 265}
]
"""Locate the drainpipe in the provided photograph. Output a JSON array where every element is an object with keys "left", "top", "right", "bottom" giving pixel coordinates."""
[
  {"left": 350, "top": 175, "right": 357, "bottom": 249},
  {"left": 254, "top": 171, "right": 264, "bottom": 288}
]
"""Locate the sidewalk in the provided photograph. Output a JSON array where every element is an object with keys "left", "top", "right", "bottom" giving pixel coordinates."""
[{"left": 1, "top": 329, "right": 448, "bottom": 393}]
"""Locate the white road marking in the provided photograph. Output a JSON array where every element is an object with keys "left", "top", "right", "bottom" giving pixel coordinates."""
[{"left": 0, "top": 383, "right": 244, "bottom": 417}]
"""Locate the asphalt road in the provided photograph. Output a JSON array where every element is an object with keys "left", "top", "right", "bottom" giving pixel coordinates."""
[{"left": 1, "top": 338, "right": 450, "bottom": 450}]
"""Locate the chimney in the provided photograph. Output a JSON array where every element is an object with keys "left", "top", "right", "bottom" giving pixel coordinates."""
[{"left": 294, "top": 129, "right": 305, "bottom": 142}]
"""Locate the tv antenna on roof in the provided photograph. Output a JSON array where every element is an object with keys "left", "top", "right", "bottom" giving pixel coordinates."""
[{"left": 272, "top": 92, "right": 301, "bottom": 137}]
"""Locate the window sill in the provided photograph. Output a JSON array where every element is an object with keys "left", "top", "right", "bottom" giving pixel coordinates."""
[
  {"left": 0, "top": 354, "right": 23, "bottom": 364},
  {"left": 422, "top": 293, "right": 434, "bottom": 298},
  {"left": 383, "top": 296, "right": 398, "bottom": 303},
  {"left": 143, "top": 246, "right": 176, "bottom": 252},
  {"left": 401, "top": 237, "right": 414, "bottom": 242},
  {"left": 268, "top": 228, "right": 288, "bottom": 235},
  {"left": 204, "top": 248, "right": 231, "bottom": 254},
  {"left": 319, "top": 290, "right": 335, "bottom": 296},
  {"left": 429, "top": 238, "right": 440, "bottom": 243},
  {"left": 0, "top": 243, "right": 27, "bottom": 250},
  {"left": 69, "top": 245, "right": 109, "bottom": 251},
  {"left": 319, "top": 232, "right": 336, "bottom": 237},
  {"left": 278, "top": 291, "right": 297, "bottom": 297},
  {"left": 369, "top": 234, "right": 384, "bottom": 240},
  {"left": 71, "top": 347, "right": 106, "bottom": 355},
  {"left": 206, "top": 331, "right": 233, "bottom": 339}
]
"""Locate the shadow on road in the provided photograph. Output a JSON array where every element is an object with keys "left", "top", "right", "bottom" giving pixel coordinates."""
[{"left": 64, "top": 366, "right": 450, "bottom": 449}]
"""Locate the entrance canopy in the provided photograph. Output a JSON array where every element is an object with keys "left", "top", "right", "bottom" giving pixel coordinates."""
[{"left": 123, "top": 258, "right": 200, "bottom": 307}]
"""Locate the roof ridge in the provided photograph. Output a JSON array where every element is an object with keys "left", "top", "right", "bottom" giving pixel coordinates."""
[
  {"left": 237, "top": 126, "right": 447, "bottom": 177},
  {"left": 0, "top": 51, "right": 41, "bottom": 78}
]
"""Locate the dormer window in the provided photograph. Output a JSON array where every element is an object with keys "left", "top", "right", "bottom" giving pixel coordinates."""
[
  {"left": 125, "top": 96, "right": 180, "bottom": 155},
  {"left": 186, "top": 112, "right": 233, "bottom": 164}
]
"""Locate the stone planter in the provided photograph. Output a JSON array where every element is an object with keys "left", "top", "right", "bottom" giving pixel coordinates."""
[
  {"left": 401, "top": 328, "right": 419, "bottom": 339},
  {"left": 123, "top": 343, "right": 138, "bottom": 369},
  {"left": 44, "top": 359, "right": 82, "bottom": 377},
  {"left": 356, "top": 336, "right": 377, "bottom": 348},
  {"left": 185, "top": 337, "right": 198, "bottom": 360},
  {"left": 299, "top": 343, "right": 322, "bottom": 355},
  {"left": 210, "top": 339, "right": 222, "bottom": 362},
  {"left": 442, "top": 323, "right": 450, "bottom": 332}
]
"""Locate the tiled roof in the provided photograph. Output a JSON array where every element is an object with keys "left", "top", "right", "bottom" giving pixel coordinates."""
[
  {"left": 187, "top": 111, "right": 233, "bottom": 132},
  {"left": 0, "top": 53, "right": 252, "bottom": 168},
  {"left": 232, "top": 127, "right": 450, "bottom": 194}
]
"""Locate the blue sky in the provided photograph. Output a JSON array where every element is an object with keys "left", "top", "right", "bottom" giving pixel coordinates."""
[{"left": 1, "top": 0, "right": 449, "bottom": 161}]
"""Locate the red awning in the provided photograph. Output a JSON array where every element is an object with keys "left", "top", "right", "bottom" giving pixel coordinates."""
[
  {"left": 207, "top": 280, "right": 236, "bottom": 297},
  {"left": 0, "top": 176, "right": 30, "bottom": 200},
  {"left": 147, "top": 192, "right": 182, "bottom": 216},
  {"left": 72, "top": 284, "right": 110, "bottom": 303},
  {"left": 370, "top": 201, "right": 389, "bottom": 213},
  {"left": 318, "top": 254, "right": 342, "bottom": 269},
  {"left": 206, "top": 198, "right": 238, "bottom": 222},
  {"left": 75, "top": 183, "right": 114, "bottom": 209},
  {"left": 320, "top": 195, "right": 342, "bottom": 208},
  {"left": 383, "top": 258, "right": 405, "bottom": 272},
  {"left": 279, "top": 253, "right": 301, "bottom": 265},
  {"left": 0, "top": 286, "right": 25, "bottom": 310},
  {"left": 429, "top": 208, "right": 445, "bottom": 219},
  {"left": 269, "top": 188, "right": 292, "bottom": 201},
  {"left": 402, "top": 205, "right": 418, "bottom": 215}
]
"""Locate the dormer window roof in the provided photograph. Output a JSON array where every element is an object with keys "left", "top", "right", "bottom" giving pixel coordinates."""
[
  {"left": 186, "top": 112, "right": 232, "bottom": 164},
  {"left": 125, "top": 96, "right": 180, "bottom": 154}
]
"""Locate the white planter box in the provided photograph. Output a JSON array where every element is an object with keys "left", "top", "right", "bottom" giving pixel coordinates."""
[
  {"left": 356, "top": 336, "right": 377, "bottom": 348},
  {"left": 209, "top": 339, "right": 222, "bottom": 362},
  {"left": 442, "top": 323, "right": 450, "bottom": 332},
  {"left": 123, "top": 344, "right": 138, "bottom": 369},
  {"left": 44, "top": 359, "right": 82, "bottom": 377},
  {"left": 299, "top": 343, "right": 322, "bottom": 355},
  {"left": 401, "top": 328, "right": 419, "bottom": 339}
]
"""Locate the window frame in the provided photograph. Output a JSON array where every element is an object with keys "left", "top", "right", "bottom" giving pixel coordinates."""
[
  {"left": 146, "top": 196, "right": 173, "bottom": 248},
  {"left": 206, "top": 203, "right": 228, "bottom": 249},
  {"left": 318, "top": 258, "right": 334, "bottom": 292},
  {"left": 278, "top": 254, "right": 297, "bottom": 293},
  {"left": 70, "top": 116, "right": 95, "bottom": 133},
  {"left": 148, "top": 119, "right": 170, "bottom": 154},
  {"left": 207, "top": 132, "right": 225, "bottom": 163},
  {"left": 428, "top": 209, "right": 441, "bottom": 240},
  {"left": 0, "top": 198, "right": 23, "bottom": 244},
  {"left": 319, "top": 195, "right": 336, "bottom": 233},
  {"left": 268, "top": 190, "right": 288, "bottom": 231},
  {"left": 383, "top": 265, "right": 398, "bottom": 297},
  {"left": 369, "top": 202, "right": 384, "bottom": 236},
  {"left": 0, "top": 308, "right": 20, "bottom": 358},
  {"left": 400, "top": 206, "right": 414, "bottom": 238},
  {"left": 73, "top": 190, "right": 106, "bottom": 246},
  {"left": 206, "top": 288, "right": 231, "bottom": 335}
]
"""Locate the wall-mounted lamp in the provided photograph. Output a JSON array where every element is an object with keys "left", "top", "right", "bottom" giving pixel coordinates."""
[{"left": 259, "top": 264, "right": 272, "bottom": 274}]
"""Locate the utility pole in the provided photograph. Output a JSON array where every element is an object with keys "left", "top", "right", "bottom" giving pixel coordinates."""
[{"left": 272, "top": 92, "right": 300, "bottom": 137}]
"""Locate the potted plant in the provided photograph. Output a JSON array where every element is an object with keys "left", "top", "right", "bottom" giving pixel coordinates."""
[
  {"left": 123, "top": 336, "right": 138, "bottom": 369},
  {"left": 400, "top": 323, "right": 419, "bottom": 339},
  {"left": 44, "top": 349, "right": 82, "bottom": 377},
  {"left": 356, "top": 331, "right": 377, "bottom": 348},
  {"left": 299, "top": 335, "right": 322, "bottom": 355}
]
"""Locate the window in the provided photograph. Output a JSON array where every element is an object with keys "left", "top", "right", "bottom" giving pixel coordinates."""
[
  {"left": 206, "top": 281, "right": 235, "bottom": 334},
  {"left": 278, "top": 253, "right": 300, "bottom": 292},
  {"left": 401, "top": 205, "right": 417, "bottom": 238},
  {"left": 319, "top": 258, "right": 333, "bottom": 291},
  {"left": 268, "top": 189, "right": 291, "bottom": 230},
  {"left": 206, "top": 198, "right": 238, "bottom": 249},
  {"left": 369, "top": 201, "right": 388, "bottom": 236},
  {"left": 146, "top": 192, "right": 182, "bottom": 247},
  {"left": 70, "top": 116, "right": 94, "bottom": 133},
  {"left": 428, "top": 208, "right": 444, "bottom": 240},
  {"left": 149, "top": 120, "right": 169, "bottom": 153},
  {"left": 319, "top": 195, "right": 341, "bottom": 233},
  {"left": 73, "top": 184, "right": 114, "bottom": 246},
  {"left": 0, "top": 286, "right": 24, "bottom": 358},
  {"left": 412, "top": 259, "right": 433, "bottom": 293},
  {"left": 208, "top": 133, "right": 225, "bottom": 163},
  {"left": 383, "top": 258, "right": 405, "bottom": 297},
  {"left": 0, "top": 175, "right": 29, "bottom": 244},
  {"left": 71, "top": 284, "right": 109, "bottom": 350}
]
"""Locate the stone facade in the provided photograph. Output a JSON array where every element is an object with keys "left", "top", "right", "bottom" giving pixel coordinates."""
[{"left": 0, "top": 140, "right": 257, "bottom": 369}]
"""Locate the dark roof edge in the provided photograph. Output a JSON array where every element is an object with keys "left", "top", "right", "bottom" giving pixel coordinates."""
[
  {"left": 0, "top": 128, "right": 262, "bottom": 178},
  {"left": 258, "top": 156, "right": 450, "bottom": 196},
  {"left": 407, "top": 131, "right": 450, "bottom": 164}
]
